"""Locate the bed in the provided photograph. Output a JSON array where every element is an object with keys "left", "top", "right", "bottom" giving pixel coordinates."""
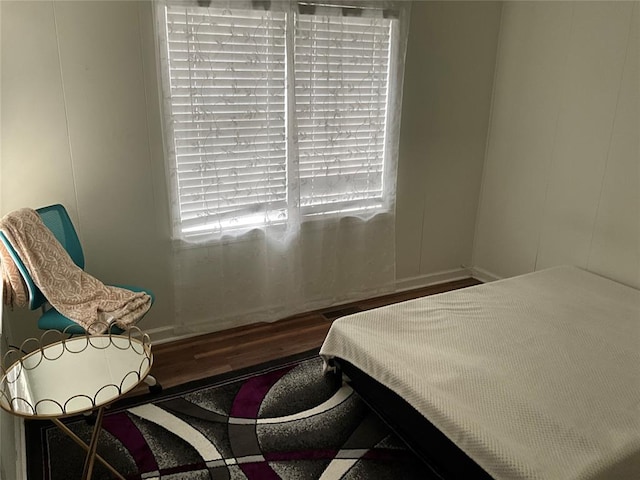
[{"left": 320, "top": 266, "right": 640, "bottom": 480}]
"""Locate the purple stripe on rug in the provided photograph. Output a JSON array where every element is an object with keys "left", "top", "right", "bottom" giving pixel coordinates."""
[
  {"left": 230, "top": 365, "right": 296, "bottom": 418},
  {"left": 102, "top": 412, "right": 159, "bottom": 474},
  {"left": 239, "top": 461, "right": 281, "bottom": 480},
  {"left": 230, "top": 366, "right": 295, "bottom": 479}
]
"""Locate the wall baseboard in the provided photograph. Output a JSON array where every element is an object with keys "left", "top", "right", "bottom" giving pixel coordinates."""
[
  {"left": 394, "top": 267, "right": 475, "bottom": 292},
  {"left": 149, "top": 313, "right": 275, "bottom": 346},
  {"left": 149, "top": 267, "right": 480, "bottom": 346},
  {"left": 144, "top": 325, "right": 185, "bottom": 345},
  {"left": 145, "top": 317, "right": 262, "bottom": 346},
  {"left": 145, "top": 302, "right": 305, "bottom": 345},
  {"left": 469, "top": 266, "right": 502, "bottom": 283}
]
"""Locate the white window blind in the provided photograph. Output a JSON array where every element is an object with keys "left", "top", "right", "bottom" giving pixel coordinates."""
[
  {"left": 295, "top": 12, "right": 392, "bottom": 215},
  {"left": 158, "top": 1, "right": 401, "bottom": 239},
  {"left": 164, "top": 6, "right": 288, "bottom": 235}
]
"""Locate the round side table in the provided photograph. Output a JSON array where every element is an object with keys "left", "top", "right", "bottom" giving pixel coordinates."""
[{"left": 0, "top": 329, "right": 153, "bottom": 480}]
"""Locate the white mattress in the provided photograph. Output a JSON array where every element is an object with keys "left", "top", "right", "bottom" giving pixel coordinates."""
[{"left": 320, "top": 266, "right": 640, "bottom": 480}]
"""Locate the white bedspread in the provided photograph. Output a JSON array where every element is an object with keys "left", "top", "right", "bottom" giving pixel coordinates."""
[{"left": 320, "top": 266, "right": 640, "bottom": 480}]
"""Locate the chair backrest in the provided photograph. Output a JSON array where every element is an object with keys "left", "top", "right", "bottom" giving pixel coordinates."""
[
  {"left": 36, "top": 204, "right": 85, "bottom": 270},
  {"left": 0, "top": 230, "right": 43, "bottom": 309},
  {"left": 0, "top": 204, "right": 85, "bottom": 310}
]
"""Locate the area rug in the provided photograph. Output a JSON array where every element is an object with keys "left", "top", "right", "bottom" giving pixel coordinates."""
[{"left": 25, "top": 350, "right": 432, "bottom": 479}]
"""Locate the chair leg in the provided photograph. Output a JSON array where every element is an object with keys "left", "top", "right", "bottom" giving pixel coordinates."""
[{"left": 144, "top": 374, "right": 162, "bottom": 394}]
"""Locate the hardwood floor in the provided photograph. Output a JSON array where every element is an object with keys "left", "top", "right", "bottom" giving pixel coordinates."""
[{"left": 140, "top": 277, "right": 481, "bottom": 394}]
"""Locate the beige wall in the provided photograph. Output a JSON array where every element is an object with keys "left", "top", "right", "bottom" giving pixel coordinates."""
[
  {"left": 1, "top": 1, "right": 173, "bottom": 343},
  {"left": 1, "top": 4, "right": 19, "bottom": 479},
  {"left": 0, "top": 1, "right": 502, "bottom": 344},
  {"left": 397, "top": 1, "right": 502, "bottom": 281},
  {"left": 473, "top": 1, "right": 639, "bottom": 288}
]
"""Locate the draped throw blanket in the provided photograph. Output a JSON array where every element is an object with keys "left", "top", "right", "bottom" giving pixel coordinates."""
[
  {"left": 0, "top": 239, "right": 27, "bottom": 308},
  {"left": 0, "top": 208, "right": 151, "bottom": 334}
]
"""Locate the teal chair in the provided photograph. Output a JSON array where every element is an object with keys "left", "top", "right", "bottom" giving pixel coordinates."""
[{"left": 0, "top": 204, "right": 161, "bottom": 392}]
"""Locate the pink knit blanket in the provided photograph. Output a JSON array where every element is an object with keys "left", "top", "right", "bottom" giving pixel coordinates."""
[{"left": 0, "top": 208, "right": 151, "bottom": 334}]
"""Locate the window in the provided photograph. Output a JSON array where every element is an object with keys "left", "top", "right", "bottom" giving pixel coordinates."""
[{"left": 156, "top": 1, "right": 406, "bottom": 240}]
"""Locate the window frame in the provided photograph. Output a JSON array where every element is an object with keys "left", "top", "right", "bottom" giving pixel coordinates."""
[{"left": 154, "top": 0, "right": 409, "bottom": 242}]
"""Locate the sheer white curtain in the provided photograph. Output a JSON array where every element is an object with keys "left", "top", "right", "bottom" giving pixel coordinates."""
[{"left": 154, "top": 0, "right": 410, "bottom": 334}]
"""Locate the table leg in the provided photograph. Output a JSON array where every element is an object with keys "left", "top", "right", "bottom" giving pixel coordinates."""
[
  {"left": 52, "top": 414, "right": 126, "bottom": 480},
  {"left": 81, "top": 406, "right": 105, "bottom": 480}
]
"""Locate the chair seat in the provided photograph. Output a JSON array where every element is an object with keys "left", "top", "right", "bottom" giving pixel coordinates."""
[{"left": 37, "top": 285, "right": 155, "bottom": 335}]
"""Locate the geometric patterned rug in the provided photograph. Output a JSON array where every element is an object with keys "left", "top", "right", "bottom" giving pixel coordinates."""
[{"left": 25, "top": 350, "right": 432, "bottom": 479}]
